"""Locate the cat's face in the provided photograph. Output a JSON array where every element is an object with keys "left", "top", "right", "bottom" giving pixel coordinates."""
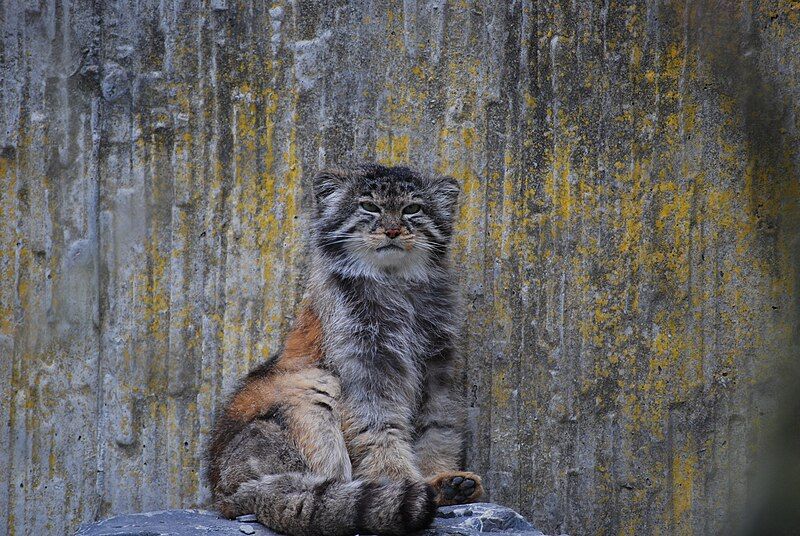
[{"left": 312, "top": 164, "right": 459, "bottom": 279}]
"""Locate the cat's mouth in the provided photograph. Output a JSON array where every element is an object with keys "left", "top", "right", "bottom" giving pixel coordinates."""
[{"left": 376, "top": 244, "right": 404, "bottom": 252}]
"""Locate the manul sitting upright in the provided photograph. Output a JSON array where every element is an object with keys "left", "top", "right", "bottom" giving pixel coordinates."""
[{"left": 206, "top": 163, "right": 483, "bottom": 536}]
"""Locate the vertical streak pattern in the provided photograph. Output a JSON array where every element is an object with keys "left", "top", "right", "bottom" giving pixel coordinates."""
[{"left": 0, "top": 1, "right": 798, "bottom": 535}]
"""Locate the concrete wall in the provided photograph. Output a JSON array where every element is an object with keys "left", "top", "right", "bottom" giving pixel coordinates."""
[{"left": 1, "top": 1, "right": 798, "bottom": 534}]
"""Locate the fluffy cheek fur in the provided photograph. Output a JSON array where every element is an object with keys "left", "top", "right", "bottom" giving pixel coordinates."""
[{"left": 337, "top": 231, "right": 428, "bottom": 277}]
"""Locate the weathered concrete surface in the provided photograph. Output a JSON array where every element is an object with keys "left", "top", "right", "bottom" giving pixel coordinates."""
[
  {"left": 75, "top": 504, "right": 546, "bottom": 536},
  {"left": 1, "top": 1, "right": 799, "bottom": 535}
]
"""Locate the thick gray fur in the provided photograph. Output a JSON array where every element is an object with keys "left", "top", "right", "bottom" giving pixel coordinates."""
[
  {"left": 207, "top": 164, "right": 471, "bottom": 536},
  {"left": 308, "top": 164, "right": 465, "bottom": 480}
]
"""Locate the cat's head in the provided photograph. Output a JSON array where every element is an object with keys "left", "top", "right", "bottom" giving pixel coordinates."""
[{"left": 311, "top": 163, "right": 460, "bottom": 280}]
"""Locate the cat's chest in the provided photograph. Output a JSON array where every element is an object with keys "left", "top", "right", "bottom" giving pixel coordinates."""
[
  {"left": 323, "top": 284, "right": 451, "bottom": 408},
  {"left": 362, "top": 291, "right": 444, "bottom": 352},
  {"left": 323, "top": 281, "right": 450, "bottom": 360}
]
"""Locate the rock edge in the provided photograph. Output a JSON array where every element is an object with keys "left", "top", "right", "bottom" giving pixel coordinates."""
[{"left": 75, "top": 503, "right": 551, "bottom": 535}]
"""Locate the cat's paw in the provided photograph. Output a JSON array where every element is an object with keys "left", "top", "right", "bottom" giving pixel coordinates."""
[{"left": 428, "top": 471, "right": 483, "bottom": 506}]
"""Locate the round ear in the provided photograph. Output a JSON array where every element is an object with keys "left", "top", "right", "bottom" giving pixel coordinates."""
[
  {"left": 435, "top": 176, "right": 460, "bottom": 213},
  {"left": 313, "top": 168, "right": 349, "bottom": 205}
]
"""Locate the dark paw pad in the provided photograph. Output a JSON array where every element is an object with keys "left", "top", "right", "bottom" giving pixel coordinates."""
[{"left": 441, "top": 476, "right": 478, "bottom": 502}]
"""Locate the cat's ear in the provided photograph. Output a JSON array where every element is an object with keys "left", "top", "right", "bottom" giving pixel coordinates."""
[
  {"left": 435, "top": 176, "right": 460, "bottom": 214},
  {"left": 313, "top": 168, "right": 348, "bottom": 205}
]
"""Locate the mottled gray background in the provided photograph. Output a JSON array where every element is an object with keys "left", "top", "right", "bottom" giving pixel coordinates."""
[{"left": 1, "top": 1, "right": 799, "bottom": 535}]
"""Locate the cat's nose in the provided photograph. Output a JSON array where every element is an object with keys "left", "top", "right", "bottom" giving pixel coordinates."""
[{"left": 385, "top": 228, "right": 402, "bottom": 239}]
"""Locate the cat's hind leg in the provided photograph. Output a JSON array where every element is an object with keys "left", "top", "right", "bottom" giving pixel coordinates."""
[
  {"left": 278, "top": 368, "right": 352, "bottom": 481},
  {"left": 221, "top": 367, "right": 352, "bottom": 482},
  {"left": 213, "top": 410, "right": 436, "bottom": 536}
]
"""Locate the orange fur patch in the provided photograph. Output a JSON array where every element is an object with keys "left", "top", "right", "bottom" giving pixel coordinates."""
[
  {"left": 226, "top": 303, "right": 324, "bottom": 422},
  {"left": 280, "top": 304, "right": 324, "bottom": 369}
]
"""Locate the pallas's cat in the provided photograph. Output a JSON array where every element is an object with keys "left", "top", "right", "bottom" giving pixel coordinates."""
[{"left": 206, "top": 164, "right": 483, "bottom": 536}]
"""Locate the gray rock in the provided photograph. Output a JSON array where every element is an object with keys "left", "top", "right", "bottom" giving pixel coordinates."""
[
  {"left": 100, "top": 63, "right": 129, "bottom": 101},
  {"left": 425, "top": 503, "right": 545, "bottom": 535},
  {"left": 75, "top": 509, "right": 276, "bottom": 535},
  {"left": 75, "top": 504, "right": 552, "bottom": 535}
]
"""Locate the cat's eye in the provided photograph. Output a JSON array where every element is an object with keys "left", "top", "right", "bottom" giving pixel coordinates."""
[
  {"left": 402, "top": 203, "right": 421, "bottom": 215},
  {"left": 359, "top": 201, "right": 381, "bottom": 213}
]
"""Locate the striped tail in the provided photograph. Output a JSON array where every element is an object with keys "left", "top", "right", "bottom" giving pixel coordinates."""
[{"left": 216, "top": 473, "right": 438, "bottom": 536}]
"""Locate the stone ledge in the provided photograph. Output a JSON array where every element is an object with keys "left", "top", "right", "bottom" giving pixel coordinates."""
[{"left": 76, "top": 503, "right": 552, "bottom": 535}]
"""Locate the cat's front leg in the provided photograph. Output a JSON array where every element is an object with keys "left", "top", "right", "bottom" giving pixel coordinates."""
[
  {"left": 414, "top": 354, "right": 467, "bottom": 477},
  {"left": 415, "top": 415, "right": 484, "bottom": 505},
  {"left": 343, "top": 408, "right": 422, "bottom": 481},
  {"left": 416, "top": 417, "right": 485, "bottom": 506},
  {"left": 414, "top": 354, "right": 484, "bottom": 505}
]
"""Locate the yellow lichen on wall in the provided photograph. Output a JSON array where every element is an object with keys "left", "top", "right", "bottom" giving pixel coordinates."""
[{"left": 3, "top": 1, "right": 800, "bottom": 536}]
